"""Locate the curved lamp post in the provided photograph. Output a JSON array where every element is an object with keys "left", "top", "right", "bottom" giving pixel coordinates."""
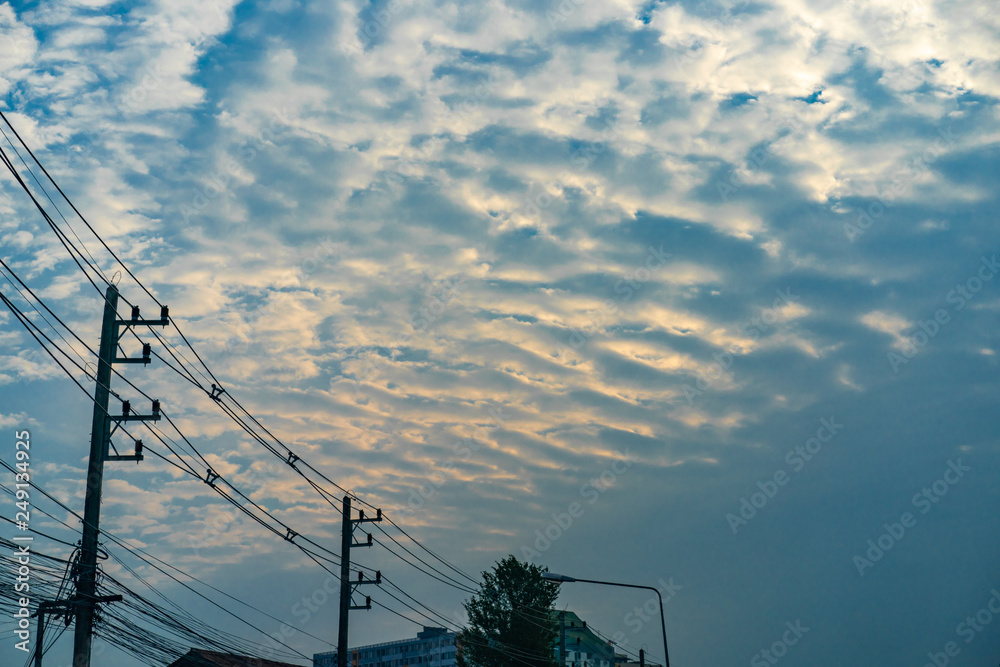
[{"left": 542, "top": 572, "right": 670, "bottom": 667}]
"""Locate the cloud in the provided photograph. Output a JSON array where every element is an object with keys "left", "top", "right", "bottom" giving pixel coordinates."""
[
  {"left": 2, "top": 0, "right": 1000, "bottom": 664},
  {"left": 0, "top": 4, "right": 36, "bottom": 88}
]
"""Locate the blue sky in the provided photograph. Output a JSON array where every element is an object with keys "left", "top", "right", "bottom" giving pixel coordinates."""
[{"left": 1, "top": 0, "right": 999, "bottom": 665}]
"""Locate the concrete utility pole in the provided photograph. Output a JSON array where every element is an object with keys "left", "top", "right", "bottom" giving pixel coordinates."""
[
  {"left": 73, "top": 285, "right": 164, "bottom": 667},
  {"left": 35, "top": 596, "right": 119, "bottom": 667},
  {"left": 337, "top": 496, "right": 382, "bottom": 667},
  {"left": 337, "top": 496, "right": 352, "bottom": 667},
  {"left": 33, "top": 604, "right": 46, "bottom": 667}
]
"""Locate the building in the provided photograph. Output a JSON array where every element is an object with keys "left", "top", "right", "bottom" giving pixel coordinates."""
[
  {"left": 314, "top": 626, "right": 458, "bottom": 667},
  {"left": 615, "top": 654, "right": 662, "bottom": 667},
  {"left": 315, "top": 612, "right": 614, "bottom": 667},
  {"left": 168, "top": 648, "right": 303, "bottom": 667},
  {"left": 553, "top": 610, "right": 616, "bottom": 667}
]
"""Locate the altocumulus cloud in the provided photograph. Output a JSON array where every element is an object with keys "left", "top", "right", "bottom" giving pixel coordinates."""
[{"left": 1, "top": 0, "right": 1000, "bottom": 665}]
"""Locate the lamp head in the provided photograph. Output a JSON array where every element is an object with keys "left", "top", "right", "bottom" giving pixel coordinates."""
[{"left": 542, "top": 572, "right": 577, "bottom": 582}]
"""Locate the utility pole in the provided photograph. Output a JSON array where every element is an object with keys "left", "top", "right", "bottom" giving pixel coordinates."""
[
  {"left": 34, "top": 595, "right": 119, "bottom": 667},
  {"left": 337, "top": 495, "right": 381, "bottom": 667},
  {"left": 639, "top": 649, "right": 644, "bottom": 667},
  {"left": 337, "top": 496, "right": 351, "bottom": 667},
  {"left": 33, "top": 604, "right": 46, "bottom": 667},
  {"left": 73, "top": 285, "right": 165, "bottom": 667}
]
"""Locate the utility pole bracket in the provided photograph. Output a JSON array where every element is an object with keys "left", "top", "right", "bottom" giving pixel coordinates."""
[
  {"left": 118, "top": 304, "right": 169, "bottom": 327},
  {"left": 348, "top": 596, "right": 372, "bottom": 611},
  {"left": 352, "top": 532, "right": 373, "bottom": 548},
  {"left": 352, "top": 507, "right": 383, "bottom": 526},
  {"left": 354, "top": 570, "right": 381, "bottom": 585},
  {"left": 105, "top": 453, "right": 143, "bottom": 462}
]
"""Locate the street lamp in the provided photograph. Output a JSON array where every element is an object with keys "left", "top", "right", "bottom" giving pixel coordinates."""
[{"left": 542, "top": 572, "right": 670, "bottom": 667}]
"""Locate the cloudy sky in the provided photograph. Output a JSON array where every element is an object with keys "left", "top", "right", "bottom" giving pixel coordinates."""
[{"left": 1, "top": 0, "right": 999, "bottom": 665}]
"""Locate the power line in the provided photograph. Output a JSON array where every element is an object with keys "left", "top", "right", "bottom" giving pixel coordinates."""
[
  {"left": 0, "top": 109, "right": 161, "bottom": 307},
  {"left": 0, "top": 111, "right": 538, "bottom": 662},
  {"left": 0, "top": 482, "right": 331, "bottom": 662},
  {"left": 0, "top": 141, "right": 110, "bottom": 298},
  {"left": 0, "top": 124, "right": 111, "bottom": 286}
]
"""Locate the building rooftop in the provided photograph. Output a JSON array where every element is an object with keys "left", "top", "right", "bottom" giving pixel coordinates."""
[{"left": 167, "top": 648, "right": 305, "bottom": 667}]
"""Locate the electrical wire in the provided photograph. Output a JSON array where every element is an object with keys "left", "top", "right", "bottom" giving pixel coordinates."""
[
  {"left": 0, "top": 112, "right": 585, "bottom": 666},
  {"left": 0, "top": 109, "right": 160, "bottom": 307}
]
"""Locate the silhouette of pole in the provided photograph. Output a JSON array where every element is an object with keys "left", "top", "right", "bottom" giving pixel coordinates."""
[
  {"left": 34, "top": 606, "right": 45, "bottom": 667},
  {"left": 74, "top": 285, "right": 119, "bottom": 667},
  {"left": 338, "top": 496, "right": 352, "bottom": 667}
]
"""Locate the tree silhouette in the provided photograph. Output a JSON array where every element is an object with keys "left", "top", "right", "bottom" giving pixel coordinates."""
[{"left": 457, "top": 555, "right": 560, "bottom": 667}]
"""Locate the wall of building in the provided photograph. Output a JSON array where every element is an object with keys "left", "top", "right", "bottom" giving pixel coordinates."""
[
  {"left": 554, "top": 610, "right": 616, "bottom": 667},
  {"left": 316, "top": 612, "right": 616, "bottom": 667},
  {"left": 315, "top": 627, "right": 457, "bottom": 667}
]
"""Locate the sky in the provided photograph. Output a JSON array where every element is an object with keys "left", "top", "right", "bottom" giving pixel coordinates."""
[{"left": 1, "top": 0, "right": 999, "bottom": 665}]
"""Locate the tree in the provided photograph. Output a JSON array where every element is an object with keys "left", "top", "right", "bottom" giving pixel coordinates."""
[{"left": 457, "top": 555, "right": 560, "bottom": 667}]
